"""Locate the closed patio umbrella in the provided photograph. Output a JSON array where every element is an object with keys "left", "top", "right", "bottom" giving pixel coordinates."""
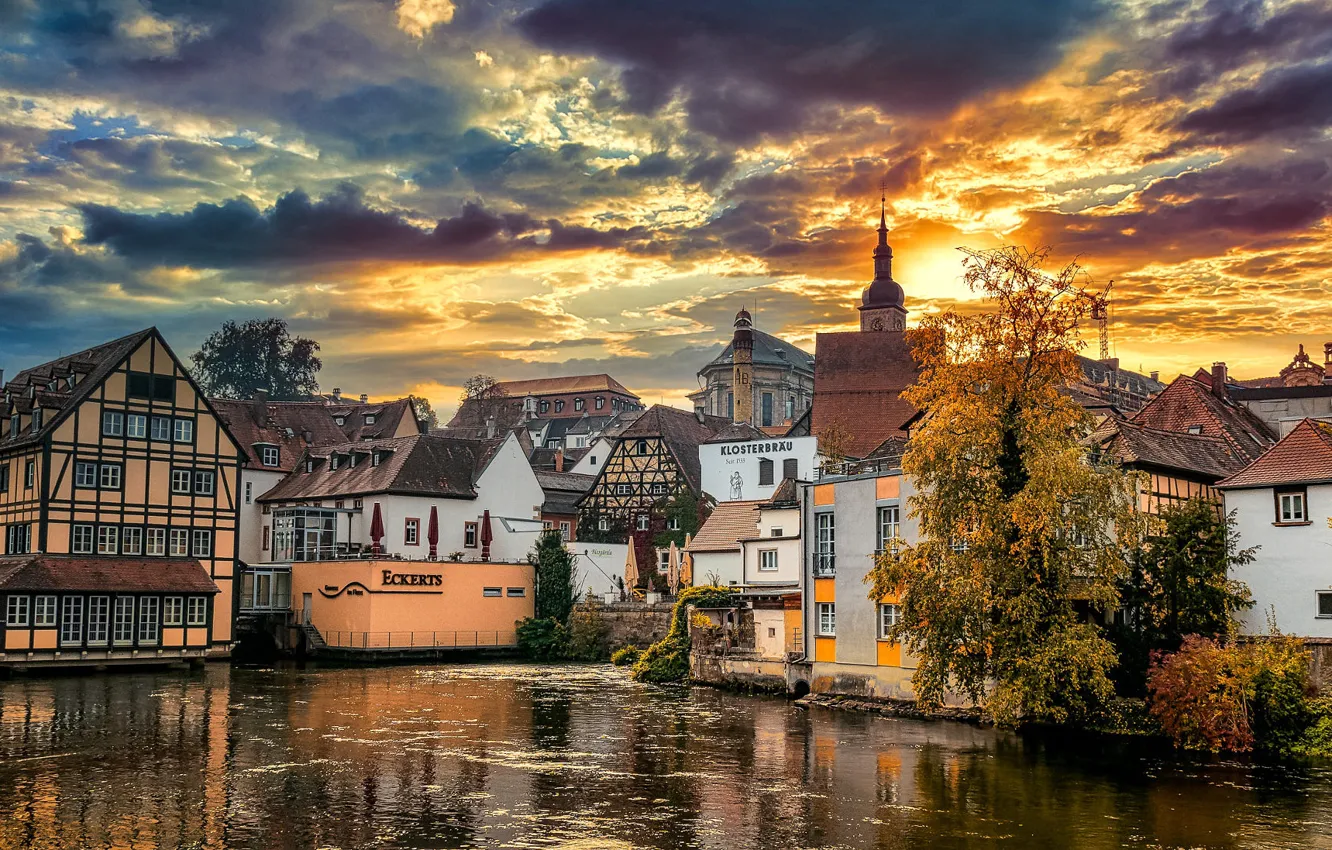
[
  {"left": 667, "top": 540, "right": 680, "bottom": 595},
  {"left": 427, "top": 505, "right": 439, "bottom": 560},
  {"left": 680, "top": 533, "right": 693, "bottom": 588},
  {"left": 624, "top": 543, "right": 639, "bottom": 598},
  {"left": 370, "top": 501, "right": 385, "bottom": 555},
  {"left": 480, "top": 509, "right": 493, "bottom": 562}
]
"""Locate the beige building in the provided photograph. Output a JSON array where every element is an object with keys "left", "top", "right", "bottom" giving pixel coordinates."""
[
  {"left": 0, "top": 328, "right": 243, "bottom": 668},
  {"left": 689, "top": 311, "right": 814, "bottom": 431}
]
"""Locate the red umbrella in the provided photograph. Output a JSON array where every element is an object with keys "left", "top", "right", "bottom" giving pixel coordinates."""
[
  {"left": 480, "top": 509, "right": 493, "bottom": 562},
  {"left": 427, "top": 505, "right": 439, "bottom": 560},
  {"left": 370, "top": 501, "right": 385, "bottom": 555}
]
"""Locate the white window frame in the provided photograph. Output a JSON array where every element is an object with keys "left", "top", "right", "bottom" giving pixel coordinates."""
[
  {"left": 146, "top": 527, "right": 167, "bottom": 556},
  {"left": 151, "top": 416, "right": 172, "bottom": 441},
  {"left": 1318, "top": 591, "right": 1332, "bottom": 619},
  {"left": 169, "top": 528, "right": 189, "bottom": 557},
  {"left": 404, "top": 518, "right": 419, "bottom": 546},
  {"left": 191, "top": 529, "right": 211, "bottom": 557},
  {"left": 87, "top": 596, "right": 109, "bottom": 645},
  {"left": 163, "top": 596, "right": 184, "bottom": 627},
  {"left": 817, "top": 602, "right": 836, "bottom": 636},
  {"left": 60, "top": 596, "right": 84, "bottom": 646},
  {"left": 173, "top": 418, "right": 194, "bottom": 443},
  {"left": 72, "top": 524, "right": 95, "bottom": 554},
  {"left": 482, "top": 587, "right": 502, "bottom": 598},
  {"left": 75, "top": 461, "right": 98, "bottom": 489},
  {"left": 187, "top": 596, "right": 208, "bottom": 627},
  {"left": 878, "top": 603, "right": 901, "bottom": 640},
  {"left": 1278, "top": 490, "right": 1307, "bottom": 523},
  {"left": 33, "top": 594, "right": 57, "bottom": 626},
  {"left": 636, "top": 515, "right": 650, "bottom": 532},
  {"left": 122, "top": 526, "right": 143, "bottom": 555},
  {"left": 815, "top": 513, "right": 835, "bottom": 575},
  {"left": 126, "top": 413, "right": 147, "bottom": 439},
  {"left": 137, "top": 597, "right": 160, "bottom": 644},
  {"left": 100, "top": 463, "right": 122, "bottom": 490},
  {"left": 260, "top": 445, "right": 280, "bottom": 467},
  {"left": 245, "top": 481, "right": 253, "bottom": 504},
  {"left": 112, "top": 597, "right": 135, "bottom": 645},
  {"left": 877, "top": 505, "right": 900, "bottom": 554},
  {"left": 759, "top": 548, "right": 779, "bottom": 572},
  {"left": 97, "top": 525, "right": 119, "bottom": 555},
  {"left": 172, "top": 469, "right": 192, "bottom": 494},
  {"left": 102, "top": 410, "right": 124, "bottom": 437},
  {"left": 6, "top": 594, "right": 30, "bottom": 627},
  {"left": 195, "top": 470, "right": 215, "bottom": 496}
]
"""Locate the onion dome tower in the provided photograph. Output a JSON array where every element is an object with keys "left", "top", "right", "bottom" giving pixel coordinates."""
[{"left": 859, "top": 189, "right": 907, "bottom": 332}]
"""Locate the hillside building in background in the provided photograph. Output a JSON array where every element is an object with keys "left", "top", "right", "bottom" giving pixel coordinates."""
[
  {"left": 0, "top": 328, "right": 243, "bottom": 669},
  {"left": 689, "top": 311, "right": 815, "bottom": 432}
]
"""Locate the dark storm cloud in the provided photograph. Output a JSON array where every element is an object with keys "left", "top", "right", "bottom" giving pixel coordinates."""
[
  {"left": 517, "top": 0, "right": 1105, "bottom": 142},
  {"left": 78, "top": 183, "right": 657, "bottom": 268},
  {"left": 1172, "top": 62, "right": 1332, "bottom": 145}
]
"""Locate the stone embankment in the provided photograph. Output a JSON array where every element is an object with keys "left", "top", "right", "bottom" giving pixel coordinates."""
[
  {"left": 795, "top": 692, "right": 988, "bottom": 725},
  {"left": 574, "top": 600, "right": 674, "bottom": 651}
]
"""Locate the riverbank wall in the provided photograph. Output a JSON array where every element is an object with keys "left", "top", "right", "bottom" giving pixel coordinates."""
[{"left": 575, "top": 600, "right": 674, "bottom": 652}]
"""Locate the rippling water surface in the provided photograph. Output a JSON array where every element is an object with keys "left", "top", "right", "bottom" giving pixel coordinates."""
[{"left": 2, "top": 663, "right": 1331, "bottom": 849}]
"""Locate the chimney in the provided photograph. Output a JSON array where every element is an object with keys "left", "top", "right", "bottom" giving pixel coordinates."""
[
  {"left": 554, "top": 447, "right": 564, "bottom": 472},
  {"left": 484, "top": 415, "right": 496, "bottom": 439},
  {"left": 252, "top": 388, "right": 269, "bottom": 421},
  {"left": 1150, "top": 371, "right": 1159, "bottom": 383},
  {"left": 332, "top": 387, "right": 341, "bottom": 402},
  {"left": 302, "top": 430, "right": 313, "bottom": 443},
  {"left": 359, "top": 393, "right": 368, "bottom": 404},
  {"left": 1101, "top": 357, "right": 1119, "bottom": 371},
  {"left": 1210, "top": 362, "right": 1228, "bottom": 398}
]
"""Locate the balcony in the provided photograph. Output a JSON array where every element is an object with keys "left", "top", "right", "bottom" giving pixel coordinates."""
[{"left": 812, "top": 554, "right": 836, "bottom": 577}]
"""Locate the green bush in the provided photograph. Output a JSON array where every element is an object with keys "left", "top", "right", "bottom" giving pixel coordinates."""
[
  {"left": 1249, "top": 636, "right": 1313, "bottom": 754},
  {"left": 566, "top": 605, "right": 612, "bottom": 661},
  {"left": 611, "top": 646, "right": 641, "bottom": 667},
  {"left": 1293, "top": 698, "right": 1332, "bottom": 759},
  {"left": 631, "top": 586, "right": 733, "bottom": 684},
  {"left": 517, "top": 617, "right": 569, "bottom": 661}
]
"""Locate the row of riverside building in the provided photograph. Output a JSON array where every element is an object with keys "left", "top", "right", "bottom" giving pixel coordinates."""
[{"left": 2, "top": 213, "right": 1330, "bottom": 684}]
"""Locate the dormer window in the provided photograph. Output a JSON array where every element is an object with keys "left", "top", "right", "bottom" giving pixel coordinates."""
[
  {"left": 305, "top": 459, "right": 314, "bottom": 473},
  {"left": 9, "top": 414, "right": 19, "bottom": 437},
  {"left": 595, "top": 397, "right": 604, "bottom": 410},
  {"left": 30, "top": 409, "right": 41, "bottom": 433},
  {"left": 364, "top": 414, "right": 376, "bottom": 425},
  {"left": 1187, "top": 425, "right": 1203, "bottom": 435},
  {"left": 371, "top": 451, "right": 380, "bottom": 467},
  {"left": 334, "top": 416, "right": 345, "bottom": 426},
  {"left": 554, "top": 401, "right": 564, "bottom": 413},
  {"left": 330, "top": 455, "right": 339, "bottom": 471},
  {"left": 575, "top": 398, "right": 584, "bottom": 411},
  {"left": 66, "top": 375, "right": 75, "bottom": 390},
  {"left": 259, "top": 445, "right": 279, "bottom": 467}
]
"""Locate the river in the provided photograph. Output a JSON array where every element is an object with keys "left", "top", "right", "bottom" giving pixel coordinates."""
[{"left": 1, "top": 663, "right": 1330, "bottom": 849}]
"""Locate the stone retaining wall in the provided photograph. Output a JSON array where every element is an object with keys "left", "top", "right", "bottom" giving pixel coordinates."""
[{"left": 574, "top": 601, "right": 674, "bottom": 651}]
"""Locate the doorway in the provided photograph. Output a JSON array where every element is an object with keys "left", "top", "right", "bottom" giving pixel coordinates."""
[{"left": 301, "top": 593, "right": 313, "bottom": 625}]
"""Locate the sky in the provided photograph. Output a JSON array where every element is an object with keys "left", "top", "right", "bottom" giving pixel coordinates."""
[{"left": 2, "top": 0, "right": 1330, "bottom": 417}]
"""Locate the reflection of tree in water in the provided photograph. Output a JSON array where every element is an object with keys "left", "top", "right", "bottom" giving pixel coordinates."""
[{"left": 530, "top": 684, "right": 572, "bottom": 751}]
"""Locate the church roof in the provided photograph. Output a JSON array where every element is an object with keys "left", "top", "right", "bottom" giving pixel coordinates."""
[
  {"left": 811, "top": 330, "right": 922, "bottom": 459},
  {"left": 699, "top": 328, "right": 815, "bottom": 376}
]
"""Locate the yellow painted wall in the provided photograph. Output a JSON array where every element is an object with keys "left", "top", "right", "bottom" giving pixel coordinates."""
[
  {"left": 813, "top": 484, "right": 835, "bottom": 506},
  {"left": 161, "top": 628, "right": 185, "bottom": 648},
  {"left": 875, "top": 475, "right": 900, "bottom": 499},
  {"left": 876, "top": 641, "right": 902, "bottom": 667},
  {"left": 813, "top": 577, "right": 835, "bottom": 603},
  {"left": 4, "top": 629, "right": 31, "bottom": 650},
  {"left": 31, "top": 631, "right": 57, "bottom": 650},
  {"left": 814, "top": 636, "right": 836, "bottom": 662}
]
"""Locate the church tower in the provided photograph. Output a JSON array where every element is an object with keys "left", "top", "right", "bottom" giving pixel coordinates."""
[
  {"left": 858, "top": 191, "right": 908, "bottom": 332},
  {"left": 731, "top": 307, "right": 754, "bottom": 424}
]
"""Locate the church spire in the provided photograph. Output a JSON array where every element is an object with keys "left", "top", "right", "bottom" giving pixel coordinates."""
[
  {"left": 877, "top": 182, "right": 888, "bottom": 247},
  {"left": 859, "top": 180, "right": 907, "bottom": 332}
]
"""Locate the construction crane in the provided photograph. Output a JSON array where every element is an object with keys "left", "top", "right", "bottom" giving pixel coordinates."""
[{"left": 957, "top": 247, "right": 1114, "bottom": 361}]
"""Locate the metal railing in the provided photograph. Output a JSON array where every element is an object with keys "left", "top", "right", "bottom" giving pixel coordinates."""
[
  {"left": 238, "top": 593, "right": 291, "bottom": 613},
  {"left": 812, "top": 554, "right": 836, "bottom": 576},
  {"left": 319, "top": 630, "right": 519, "bottom": 650}
]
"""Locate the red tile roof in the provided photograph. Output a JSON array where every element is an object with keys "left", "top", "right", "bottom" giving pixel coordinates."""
[
  {"left": 0, "top": 556, "right": 219, "bottom": 594},
  {"left": 211, "top": 397, "right": 421, "bottom": 471},
  {"left": 496, "top": 374, "right": 639, "bottom": 398},
  {"left": 1219, "top": 418, "right": 1332, "bottom": 489},
  {"left": 812, "top": 331, "right": 922, "bottom": 459},
  {"left": 1093, "top": 419, "right": 1244, "bottom": 480},
  {"left": 686, "top": 500, "right": 763, "bottom": 553},
  {"left": 1130, "top": 376, "right": 1275, "bottom": 465},
  {"left": 619, "top": 405, "right": 733, "bottom": 491}
]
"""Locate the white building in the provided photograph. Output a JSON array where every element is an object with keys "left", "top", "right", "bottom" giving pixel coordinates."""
[
  {"left": 699, "top": 434, "right": 817, "bottom": 503},
  {"left": 1220, "top": 418, "right": 1332, "bottom": 637}
]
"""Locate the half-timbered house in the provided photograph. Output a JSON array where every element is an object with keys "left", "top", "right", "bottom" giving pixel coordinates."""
[{"left": 0, "top": 328, "right": 243, "bottom": 669}]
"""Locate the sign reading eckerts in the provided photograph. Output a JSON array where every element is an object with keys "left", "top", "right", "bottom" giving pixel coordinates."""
[
  {"left": 382, "top": 570, "right": 443, "bottom": 587},
  {"left": 699, "top": 435, "right": 818, "bottom": 502}
]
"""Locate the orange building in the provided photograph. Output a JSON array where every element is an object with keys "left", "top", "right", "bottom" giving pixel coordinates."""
[{"left": 0, "top": 328, "right": 242, "bottom": 669}]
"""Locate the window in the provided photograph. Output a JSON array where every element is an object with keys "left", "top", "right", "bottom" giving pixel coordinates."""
[
  {"left": 759, "top": 549, "right": 778, "bottom": 571},
  {"left": 34, "top": 595, "right": 56, "bottom": 626},
  {"left": 637, "top": 515, "right": 650, "bottom": 532},
  {"left": 878, "top": 603, "right": 901, "bottom": 640},
  {"left": 87, "top": 597, "right": 109, "bottom": 645},
  {"left": 616, "top": 484, "right": 632, "bottom": 495},
  {"left": 817, "top": 602, "right": 836, "bottom": 636},
  {"left": 170, "top": 528, "right": 189, "bottom": 557},
  {"left": 589, "top": 456, "right": 597, "bottom": 465},
  {"left": 595, "top": 397, "right": 604, "bottom": 410},
  {"left": 598, "top": 518, "right": 609, "bottom": 532},
  {"left": 405, "top": 518, "right": 420, "bottom": 546},
  {"left": 785, "top": 397, "right": 795, "bottom": 422},
  {"left": 146, "top": 527, "right": 166, "bottom": 556},
  {"left": 506, "top": 587, "right": 526, "bottom": 597},
  {"left": 102, "top": 410, "right": 124, "bottom": 437},
  {"left": 555, "top": 400, "right": 565, "bottom": 413},
  {"left": 761, "top": 392, "right": 773, "bottom": 427},
  {"left": 245, "top": 481, "right": 253, "bottom": 504},
  {"left": 194, "top": 470, "right": 215, "bottom": 496},
  {"left": 128, "top": 371, "right": 174, "bottom": 401},
  {"left": 97, "top": 525, "right": 119, "bottom": 554},
  {"left": 783, "top": 458, "right": 799, "bottom": 481},
  {"left": 540, "top": 401, "right": 550, "bottom": 413},
  {"left": 770, "top": 527, "right": 784, "bottom": 537},
  {"left": 262, "top": 525, "right": 270, "bottom": 551},
  {"left": 815, "top": 513, "right": 835, "bottom": 575},
  {"left": 667, "top": 517, "right": 680, "bottom": 531},
  {"left": 1319, "top": 592, "right": 1332, "bottom": 619},
  {"left": 334, "top": 416, "right": 345, "bottom": 426},
  {"left": 559, "top": 521, "right": 571, "bottom": 540},
  {"left": 173, "top": 418, "right": 194, "bottom": 443},
  {"left": 126, "top": 413, "right": 147, "bottom": 439},
  {"left": 72, "top": 524, "right": 95, "bottom": 554},
  {"left": 0, "top": 465, "right": 8, "bottom": 493},
  {"left": 370, "top": 452, "right": 380, "bottom": 468},
  {"left": 25, "top": 459, "right": 34, "bottom": 487},
  {"left": 759, "top": 458, "right": 774, "bottom": 486},
  {"left": 100, "top": 463, "right": 122, "bottom": 490},
  {"left": 651, "top": 483, "right": 668, "bottom": 495},
  {"left": 877, "top": 506, "right": 900, "bottom": 554},
  {"left": 172, "top": 469, "right": 193, "bottom": 494},
  {"left": 483, "top": 587, "right": 502, "bottom": 597},
  {"left": 1277, "top": 490, "right": 1307, "bottom": 523},
  {"left": 76, "top": 461, "right": 98, "bottom": 488},
  {"left": 187, "top": 596, "right": 207, "bottom": 626},
  {"left": 6, "top": 523, "right": 31, "bottom": 555},
  {"left": 364, "top": 414, "right": 376, "bottom": 425},
  {"left": 636, "top": 439, "right": 649, "bottom": 456},
  {"left": 122, "top": 526, "right": 143, "bottom": 555},
  {"left": 163, "top": 597, "right": 184, "bottom": 626},
  {"left": 138, "top": 597, "right": 160, "bottom": 644},
  {"left": 192, "top": 529, "right": 212, "bottom": 557},
  {"left": 950, "top": 536, "right": 971, "bottom": 553},
  {"left": 30, "top": 409, "right": 42, "bottom": 432},
  {"left": 151, "top": 416, "right": 172, "bottom": 441},
  {"left": 464, "top": 522, "right": 478, "bottom": 548},
  {"left": 113, "top": 597, "right": 135, "bottom": 644},
  {"left": 260, "top": 445, "right": 280, "bottom": 467},
  {"left": 60, "top": 596, "right": 83, "bottom": 646},
  {"left": 6, "top": 595, "right": 29, "bottom": 627}
]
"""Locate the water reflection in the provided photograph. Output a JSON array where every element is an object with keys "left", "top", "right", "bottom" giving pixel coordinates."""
[{"left": 1, "top": 663, "right": 1330, "bottom": 849}]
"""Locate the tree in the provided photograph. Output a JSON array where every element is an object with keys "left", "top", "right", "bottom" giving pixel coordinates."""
[
  {"left": 411, "top": 396, "right": 439, "bottom": 431},
  {"left": 530, "top": 529, "right": 578, "bottom": 623},
  {"left": 457, "top": 374, "right": 510, "bottom": 429},
  {"left": 191, "top": 318, "right": 321, "bottom": 400},
  {"left": 867, "top": 246, "right": 1139, "bottom": 725},
  {"left": 1112, "top": 498, "right": 1255, "bottom": 693},
  {"left": 816, "top": 416, "right": 853, "bottom": 465}
]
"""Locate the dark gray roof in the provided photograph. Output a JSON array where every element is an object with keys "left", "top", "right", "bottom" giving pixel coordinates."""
[{"left": 699, "top": 329, "right": 815, "bottom": 376}]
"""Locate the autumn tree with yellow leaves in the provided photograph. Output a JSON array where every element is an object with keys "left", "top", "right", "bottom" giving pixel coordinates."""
[{"left": 867, "top": 246, "right": 1139, "bottom": 725}]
